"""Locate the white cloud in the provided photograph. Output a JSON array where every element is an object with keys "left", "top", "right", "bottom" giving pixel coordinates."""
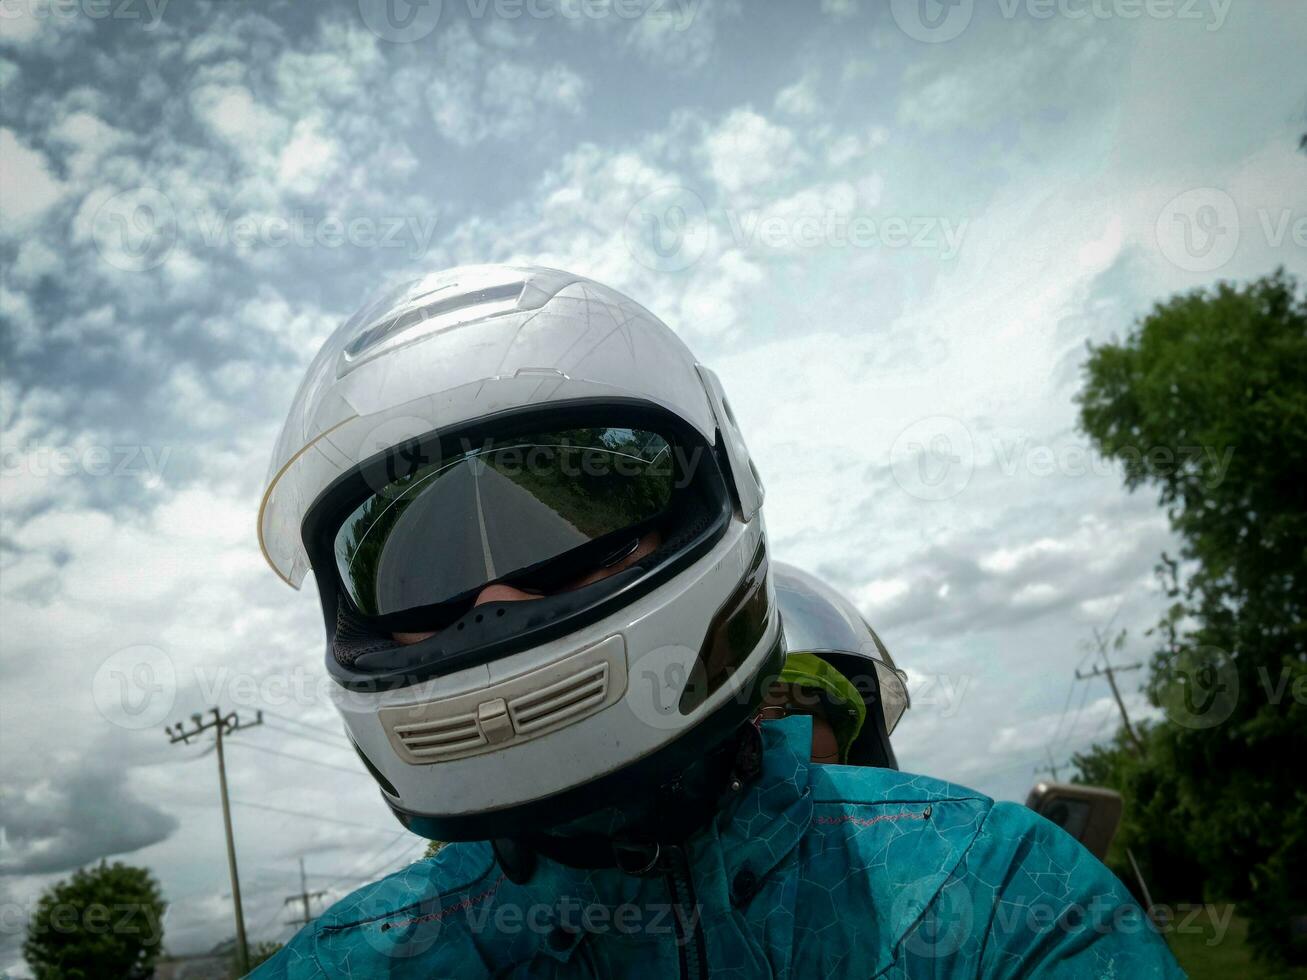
[
  {"left": 621, "top": 2, "right": 728, "bottom": 71},
  {"left": 775, "top": 74, "right": 822, "bottom": 117},
  {"left": 425, "top": 23, "right": 586, "bottom": 147},
  {"left": 45, "top": 110, "right": 129, "bottom": 180},
  {"left": 0, "top": 1, "right": 88, "bottom": 50},
  {"left": 5, "top": 3, "right": 1306, "bottom": 962},
  {"left": 8, "top": 238, "right": 60, "bottom": 286},
  {"left": 701, "top": 108, "right": 802, "bottom": 197},
  {"left": 821, "top": 0, "right": 858, "bottom": 17},
  {"left": 0, "top": 284, "right": 39, "bottom": 354},
  {"left": 189, "top": 83, "right": 286, "bottom": 164},
  {"left": 0, "top": 128, "right": 68, "bottom": 229},
  {"left": 276, "top": 116, "right": 342, "bottom": 196}
]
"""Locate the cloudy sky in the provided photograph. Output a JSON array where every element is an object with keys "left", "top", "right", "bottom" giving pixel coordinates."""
[{"left": 2, "top": 0, "right": 1305, "bottom": 966}]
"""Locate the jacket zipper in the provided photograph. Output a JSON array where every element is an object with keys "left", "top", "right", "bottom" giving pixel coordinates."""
[{"left": 661, "top": 844, "right": 708, "bottom": 980}]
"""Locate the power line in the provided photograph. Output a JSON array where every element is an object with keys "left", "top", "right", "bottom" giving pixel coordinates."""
[
  {"left": 230, "top": 740, "right": 369, "bottom": 777},
  {"left": 1033, "top": 747, "right": 1063, "bottom": 783},
  {"left": 1044, "top": 677, "right": 1080, "bottom": 759},
  {"left": 248, "top": 841, "right": 425, "bottom": 944},
  {"left": 1090, "top": 701, "right": 1117, "bottom": 740},
  {"left": 1049, "top": 608, "right": 1122, "bottom": 756},
  {"left": 262, "top": 710, "right": 352, "bottom": 743},
  {"left": 1051, "top": 676, "right": 1094, "bottom": 758},
  {"left": 165, "top": 707, "right": 264, "bottom": 976},
  {"left": 261, "top": 721, "right": 359, "bottom": 757},
  {"left": 316, "top": 830, "right": 416, "bottom": 895},
  {"left": 228, "top": 799, "right": 400, "bottom": 834},
  {"left": 284, "top": 858, "right": 328, "bottom": 927},
  {"left": 262, "top": 719, "right": 354, "bottom": 749},
  {"left": 353, "top": 839, "right": 428, "bottom": 885},
  {"left": 1076, "top": 626, "right": 1144, "bottom": 754},
  {"left": 961, "top": 732, "right": 1105, "bottom": 786}
]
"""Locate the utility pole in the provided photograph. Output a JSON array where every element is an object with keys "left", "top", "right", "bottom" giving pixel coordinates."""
[
  {"left": 284, "top": 858, "right": 327, "bottom": 927},
  {"left": 166, "top": 708, "right": 264, "bottom": 975},
  {"left": 1076, "top": 628, "right": 1144, "bottom": 754},
  {"left": 1034, "top": 747, "right": 1063, "bottom": 783}
]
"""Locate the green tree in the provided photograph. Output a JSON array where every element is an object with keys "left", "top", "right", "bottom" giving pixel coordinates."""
[
  {"left": 240, "top": 940, "right": 283, "bottom": 975},
  {"left": 23, "top": 861, "right": 166, "bottom": 980},
  {"left": 1076, "top": 268, "right": 1307, "bottom": 963}
]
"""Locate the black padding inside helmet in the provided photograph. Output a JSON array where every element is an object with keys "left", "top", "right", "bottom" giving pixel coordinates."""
[
  {"left": 330, "top": 487, "right": 720, "bottom": 673},
  {"left": 324, "top": 454, "right": 728, "bottom": 689}
]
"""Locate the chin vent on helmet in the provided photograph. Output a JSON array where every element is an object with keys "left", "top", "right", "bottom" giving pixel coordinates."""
[
  {"left": 509, "top": 660, "right": 609, "bottom": 734},
  {"left": 379, "top": 635, "right": 627, "bottom": 765}
]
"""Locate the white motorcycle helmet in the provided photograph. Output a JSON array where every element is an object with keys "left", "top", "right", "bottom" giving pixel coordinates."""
[
  {"left": 771, "top": 563, "right": 910, "bottom": 770},
  {"left": 259, "top": 265, "right": 781, "bottom": 841}
]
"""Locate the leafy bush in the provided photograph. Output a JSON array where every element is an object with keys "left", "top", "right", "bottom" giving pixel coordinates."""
[{"left": 24, "top": 861, "right": 166, "bottom": 980}]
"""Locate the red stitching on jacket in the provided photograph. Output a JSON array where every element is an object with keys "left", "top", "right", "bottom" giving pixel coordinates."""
[
  {"left": 814, "top": 810, "right": 928, "bottom": 828},
  {"left": 379, "top": 874, "right": 506, "bottom": 931}
]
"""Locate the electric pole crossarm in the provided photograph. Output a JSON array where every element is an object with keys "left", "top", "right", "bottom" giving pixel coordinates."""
[
  {"left": 282, "top": 858, "right": 328, "bottom": 930},
  {"left": 163, "top": 707, "right": 264, "bottom": 976},
  {"left": 1074, "top": 629, "right": 1146, "bottom": 755}
]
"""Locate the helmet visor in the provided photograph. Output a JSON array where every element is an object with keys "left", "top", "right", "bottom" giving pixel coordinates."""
[{"left": 331, "top": 426, "right": 678, "bottom": 619}]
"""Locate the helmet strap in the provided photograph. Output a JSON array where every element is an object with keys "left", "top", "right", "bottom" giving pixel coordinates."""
[
  {"left": 490, "top": 837, "right": 538, "bottom": 886},
  {"left": 504, "top": 723, "right": 765, "bottom": 879}
]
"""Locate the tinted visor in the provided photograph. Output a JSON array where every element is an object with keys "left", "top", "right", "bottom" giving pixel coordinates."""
[{"left": 333, "top": 427, "right": 677, "bottom": 618}]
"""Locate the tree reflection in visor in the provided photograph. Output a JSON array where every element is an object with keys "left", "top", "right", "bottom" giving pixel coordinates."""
[{"left": 333, "top": 427, "right": 678, "bottom": 620}]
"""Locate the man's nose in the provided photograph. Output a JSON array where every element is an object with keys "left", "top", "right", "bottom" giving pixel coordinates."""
[{"left": 474, "top": 583, "right": 539, "bottom": 606}]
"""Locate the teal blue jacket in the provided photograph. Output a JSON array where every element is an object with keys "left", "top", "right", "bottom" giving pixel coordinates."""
[{"left": 253, "top": 716, "right": 1183, "bottom": 978}]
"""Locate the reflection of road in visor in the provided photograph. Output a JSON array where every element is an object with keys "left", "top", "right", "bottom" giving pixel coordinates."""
[{"left": 333, "top": 428, "right": 675, "bottom": 617}]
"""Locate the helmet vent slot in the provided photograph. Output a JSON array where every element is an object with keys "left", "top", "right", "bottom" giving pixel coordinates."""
[
  {"left": 378, "top": 634, "right": 627, "bottom": 765},
  {"left": 509, "top": 662, "right": 608, "bottom": 733},
  {"left": 392, "top": 714, "right": 485, "bottom": 759}
]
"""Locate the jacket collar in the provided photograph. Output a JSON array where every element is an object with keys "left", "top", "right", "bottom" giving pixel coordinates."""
[
  {"left": 526, "top": 714, "right": 986, "bottom": 972},
  {"left": 710, "top": 714, "right": 815, "bottom": 885}
]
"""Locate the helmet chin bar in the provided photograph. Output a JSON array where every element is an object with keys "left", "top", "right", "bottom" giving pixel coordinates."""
[{"left": 383, "top": 628, "right": 784, "bottom": 842}]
